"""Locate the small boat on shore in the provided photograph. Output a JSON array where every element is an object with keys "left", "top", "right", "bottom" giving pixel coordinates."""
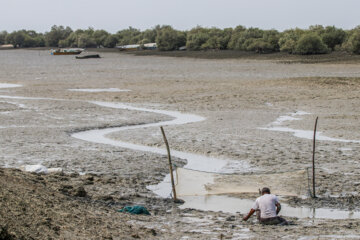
[
  {"left": 75, "top": 54, "right": 101, "bottom": 59},
  {"left": 50, "top": 48, "right": 83, "bottom": 55}
]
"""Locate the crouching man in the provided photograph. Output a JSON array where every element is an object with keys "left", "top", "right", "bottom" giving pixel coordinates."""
[{"left": 243, "top": 187, "right": 288, "bottom": 225}]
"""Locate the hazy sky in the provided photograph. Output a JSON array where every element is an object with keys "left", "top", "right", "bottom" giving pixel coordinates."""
[{"left": 1, "top": 0, "right": 360, "bottom": 32}]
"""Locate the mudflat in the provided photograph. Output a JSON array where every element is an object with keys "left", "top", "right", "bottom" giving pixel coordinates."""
[{"left": 0, "top": 49, "right": 360, "bottom": 239}]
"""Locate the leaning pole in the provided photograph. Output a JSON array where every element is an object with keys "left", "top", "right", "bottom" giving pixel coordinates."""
[
  {"left": 312, "top": 117, "right": 318, "bottom": 198},
  {"left": 160, "top": 126, "right": 177, "bottom": 202}
]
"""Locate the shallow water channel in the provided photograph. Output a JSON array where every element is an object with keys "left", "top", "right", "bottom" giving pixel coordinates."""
[
  {"left": 1, "top": 83, "right": 359, "bottom": 220},
  {"left": 71, "top": 100, "right": 360, "bottom": 220}
]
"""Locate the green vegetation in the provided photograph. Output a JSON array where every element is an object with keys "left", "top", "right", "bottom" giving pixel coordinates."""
[
  {"left": 0, "top": 31, "right": 7, "bottom": 44},
  {"left": 156, "top": 25, "right": 186, "bottom": 51},
  {"left": 186, "top": 27, "right": 231, "bottom": 50},
  {"left": 1, "top": 25, "right": 360, "bottom": 55},
  {"left": 45, "top": 25, "right": 72, "bottom": 47},
  {"left": 5, "top": 30, "right": 45, "bottom": 47},
  {"left": 343, "top": 28, "right": 360, "bottom": 54},
  {"left": 294, "top": 33, "right": 329, "bottom": 55}
]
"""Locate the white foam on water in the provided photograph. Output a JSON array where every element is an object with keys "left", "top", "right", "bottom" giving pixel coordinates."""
[{"left": 68, "top": 88, "right": 131, "bottom": 93}]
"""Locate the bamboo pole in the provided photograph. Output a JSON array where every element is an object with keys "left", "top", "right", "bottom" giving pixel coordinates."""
[
  {"left": 312, "top": 117, "right": 318, "bottom": 198},
  {"left": 160, "top": 126, "right": 177, "bottom": 201}
]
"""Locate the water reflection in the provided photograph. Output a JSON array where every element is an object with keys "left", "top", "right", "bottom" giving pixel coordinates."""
[{"left": 179, "top": 195, "right": 360, "bottom": 219}]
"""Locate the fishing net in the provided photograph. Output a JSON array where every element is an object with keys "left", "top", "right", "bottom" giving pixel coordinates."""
[{"left": 175, "top": 168, "right": 309, "bottom": 197}]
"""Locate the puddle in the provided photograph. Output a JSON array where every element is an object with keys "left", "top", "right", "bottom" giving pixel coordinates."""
[
  {"left": 0, "top": 83, "right": 22, "bottom": 89},
  {"left": 0, "top": 100, "right": 27, "bottom": 109},
  {"left": 180, "top": 195, "right": 360, "bottom": 219},
  {"left": 298, "top": 235, "right": 360, "bottom": 240},
  {"left": 68, "top": 88, "right": 131, "bottom": 92},
  {"left": 340, "top": 148, "right": 352, "bottom": 151},
  {"left": 260, "top": 111, "right": 360, "bottom": 143},
  {"left": 0, "top": 95, "right": 62, "bottom": 101}
]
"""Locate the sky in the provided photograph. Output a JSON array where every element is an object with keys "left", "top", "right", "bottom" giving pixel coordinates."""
[{"left": 1, "top": 0, "right": 360, "bottom": 33}]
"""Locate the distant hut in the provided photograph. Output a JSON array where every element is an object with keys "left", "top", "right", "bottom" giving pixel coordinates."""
[
  {"left": 116, "top": 44, "right": 141, "bottom": 51},
  {"left": 0, "top": 44, "right": 14, "bottom": 50},
  {"left": 143, "top": 43, "right": 157, "bottom": 50}
]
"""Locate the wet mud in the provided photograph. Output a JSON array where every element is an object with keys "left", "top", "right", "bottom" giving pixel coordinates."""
[{"left": 1, "top": 50, "right": 360, "bottom": 239}]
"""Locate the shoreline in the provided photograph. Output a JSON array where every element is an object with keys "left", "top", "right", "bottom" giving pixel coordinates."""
[{"left": 11, "top": 47, "right": 360, "bottom": 63}]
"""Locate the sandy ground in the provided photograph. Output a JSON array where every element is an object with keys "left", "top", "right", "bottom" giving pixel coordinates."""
[{"left": 0, "top": 49, "right": 360, "bottom": 239}]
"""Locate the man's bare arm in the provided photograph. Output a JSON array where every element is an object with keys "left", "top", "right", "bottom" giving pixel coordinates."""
[
  {"left": 276, "top": 203, "right": 281, "bottom": 215},
  {"left": 243, "top": 209, "right": 256, "bottom": 221}
]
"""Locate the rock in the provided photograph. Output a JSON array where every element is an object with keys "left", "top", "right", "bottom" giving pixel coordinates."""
[
  {"left": 148, "top": 228, "right": 157, "bottom": 236},
  {"left": 97, "top": 195, "right": 114, "bottom": 201},
  {"left": 58, "top": 185, "right": 73, "bottom": 194},
  {"left": 226, "top": 215, "right": 236, "bottom": 221},
  {"left": 72, "top": 186, "right": 87, "bottom": 197},
  {"left": 0, "top": 225, "right": 16, "bottom": 240}
]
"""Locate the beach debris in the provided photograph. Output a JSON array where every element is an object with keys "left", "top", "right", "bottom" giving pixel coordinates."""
[
  {"left": 72, "top": 186, "right": 87, "bottom": 197},
  {"left": 75, "top": 54, "right": 101, "bottom": 59},
  {"left": 118, "top": 205, "right": 150, "bottom": 215},
  {"left": 19, "top": 164, "right": 63, "bottom": 174}
]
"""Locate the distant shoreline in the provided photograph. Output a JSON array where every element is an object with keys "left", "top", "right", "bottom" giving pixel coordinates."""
[
  {"left": 129, "top": 50, "right": 360, "bottom": 63},
  {"left": 8, "top": 47, "right": 360, "bottom": 63}
]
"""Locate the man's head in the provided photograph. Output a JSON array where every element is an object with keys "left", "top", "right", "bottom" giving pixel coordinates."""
[{"left": 261, "top": 187, "right": 271, "bottom": 195}]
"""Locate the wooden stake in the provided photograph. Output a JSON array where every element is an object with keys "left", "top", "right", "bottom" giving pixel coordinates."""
[
  {"left": 312, "top": 117, "right": 318, "bottom": 198},
  {"left": 160, "top": 126, "right": 177, "bottom": 201}
]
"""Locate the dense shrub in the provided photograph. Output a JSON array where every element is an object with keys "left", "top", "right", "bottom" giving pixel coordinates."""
[
  {"left": 103, "top": 35, "right": 118, "bottom": 48},
  {"left": 228, "top": 27, "right": 263, "bottom": 50},
  {"left": 186, "top": 27, "right": 232, "bottom": 50},
  {"left": 141, "top": 28, "right": 158, "bottom": 43},
  {"left": 186, "top": 27, "right": 209, "bottom": 50},
  {"left": 203, "top": 27, "right": 232, "bottom": 50},
  {"left": 321, "top": 26, "right": 346, "bottom": 50},
  {"left": 5, "top": 30, "right": 45, "bottom": 48},
  {"left": 0, "top": 31, "right": 7, "bottom": 44},
  {"left": 0, "top": 25, "right": 356, "bottom": 55},
  {"left": 228, "top": 27, "right": 279, "bottom": 53},
  {"left": 278, "top": 28, "right": 305, "bottom": 53},
  {"left": 227, "top": 25, "right": 246, "bottom": 49},
  {"left": 279, "top": 26, "right": 346, "bottom": 54},
  {"left": 58, "top": 28, "right": 107, "bottom": 48},
  {"left": 294, "top": 33, "right": 329, "bottom": 55},
  {"left": 92, "top": 30, "right": 110, "bottom": 47},
  {"left": 45, "top": 25, "right": 72, "bottom": 47},
  {"left": 156, "top": 25, "right": 186, "bottom": 51},
  {"left": 5, "top": 31, "right": 25, "bottom": 47},
  {"left": 116, "top": 27, "right": 142, "bottom": 46},
  {"left": 343, "top": 29, "right": 360, "bottom": 54}
]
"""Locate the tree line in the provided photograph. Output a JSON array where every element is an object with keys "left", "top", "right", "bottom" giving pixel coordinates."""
[{"left": 1, "top": 25, "right": 360, "bottom": 54}]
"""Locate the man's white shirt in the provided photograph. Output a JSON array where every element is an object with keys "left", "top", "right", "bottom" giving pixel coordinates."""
[{"left": 252, "top": 194, "right": 279, "bottom": 218}]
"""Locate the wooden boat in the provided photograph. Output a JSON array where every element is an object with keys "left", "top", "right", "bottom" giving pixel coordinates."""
[
  {"left": 75, "top": 54, "right": 101, "bottom": 59},
  {"left": 51, "top": 48, "right": 83, "bottom": 55}
]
